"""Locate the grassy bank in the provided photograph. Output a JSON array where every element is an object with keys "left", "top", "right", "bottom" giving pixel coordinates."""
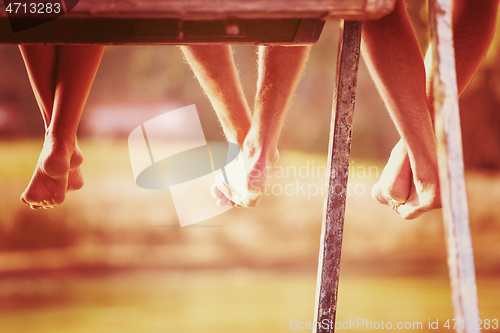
[
  {"left": 0, "top": 139, "right": 499, "bottom": 332},
  {"left": 1, "top": 139, "right": 499, "bottom": 274},
  {"left": 0, "top": 270, "right": 499, "bottom": 333}
]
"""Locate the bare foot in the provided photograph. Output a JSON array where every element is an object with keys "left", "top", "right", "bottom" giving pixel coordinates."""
[
  {"left": 21, "top": 135, "right": 83, "bottom": 209},
  {"left": 371, "top": 139, "right": 412, "bottom": 211},
  {"left": 396, "top": 176, "right": 441, "bottom": 219},
  {"left": 212, "top": 142, "right": 279, "bottom": 208},
  {"left": 67, "top": 145, "right": 84, "bottom": 192},
  {"left": 372, "top": 139, "right": 442, "bottom": 219}
]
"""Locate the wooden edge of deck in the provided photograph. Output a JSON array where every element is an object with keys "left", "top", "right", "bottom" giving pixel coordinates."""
[
  {"left": 0, "top": 0, "right": 395, "bottom": 44},
  {"left": 0, "top": 17, "right": 327, "bottom": 44},
  {"left": 0, "top": 0, "right": 397, "bottom": 20}
]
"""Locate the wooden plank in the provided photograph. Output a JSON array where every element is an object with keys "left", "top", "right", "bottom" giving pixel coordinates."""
[
  {"left": 0, "top": 0, "right": 394, "bottom": 43},
  {"left": 0, "top": 0, "right": 395, "bottom": 20},
  {"left": 0, "top": 17, "right": 325, "bottom": 44},
  {"left": 313, "top": 20, "right": 361, "bottom": 333},
  {"left": 428, "top": 1, "right": 480, "bottom": 333},
  {"left": 293, "top": 18, "right": 326, "bottom": 44}
]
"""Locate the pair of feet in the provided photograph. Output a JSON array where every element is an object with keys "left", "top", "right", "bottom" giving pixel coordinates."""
[
  {"left": 21, "top": 134, "right": 84, "bottom": 209},
  {"left": 212, "top": 138, "right": 441, "bottom": 220},
  {"left": 21, "top": 135, "right": 441, "bottom": 219},
  {"left": 212, "top": 137, "right": 280, "bottom": 209},
  {"left": 372, "top": 140, "right": 441, "bottom": 219}
]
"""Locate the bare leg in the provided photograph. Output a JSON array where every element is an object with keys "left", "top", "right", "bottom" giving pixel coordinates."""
[
  {"left": 180, "top": 45, "right": 252, "bottom": 147},
  {"left": 447, "top": 0, "right": 500, "bottom": 97},
  {"left": 18, "top": 45, "right": 57, "bottom": 128},
  {"left": 362, "top": 0, "right": 439, "bottom": 219},
  {"left": 19, "top": 45, "right": 104, "bottom": 209},
  {"left": 182, "top": 45, "right": 310, "bottom": 207},
  {"left": 213, "top": 45, "right": 310, "bottom": 207},
  {"left": 364, "top": 0, "right": 499, "bottom": 219},
  {"left": 19, "top": 45, "right": 84, "bottom": 190}
]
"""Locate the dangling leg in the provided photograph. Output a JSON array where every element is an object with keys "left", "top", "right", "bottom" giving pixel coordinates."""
[
  {"left": 182, "top": 45, "right": 309, "bottom": 207},
  {"left": 19, "top": 45, "right": 85, "bottom": 191},
  {"left": 19, "top": 45, "right": 104, "bottom": 209},
  {"left": 213, "top": 45, "right": 310, "bottom": 208},
  {"left": 181, "top": 45, "right": 253, "bottom": 206},
  {"left": 364, "top": 0, "right": 499, "bottom": 219},
  {"left": 362, "top": 0, "right": 439, "bottom": 219},
  {"left": 18, "top": 45, "right": 57, "bottom": 129},
  {"left": 181, "top": 45, "right": 252, "bottom": 147},
  {"left": 446, "top": 0, "right": 500, "bottom": 97}
]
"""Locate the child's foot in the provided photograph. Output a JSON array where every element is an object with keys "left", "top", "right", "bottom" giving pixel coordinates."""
[
  {"left": 20, "top": 135, "right": 83, "bottom": 209},
  {"left": 371, "top": 140, "right": 412, "bottom": 212},
  {"left": 212, "top": 142, "right": 279, "bottom": 208}
]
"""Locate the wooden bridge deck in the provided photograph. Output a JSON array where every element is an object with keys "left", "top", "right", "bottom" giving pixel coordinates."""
[{"left": 0, "top": 0, "right": 394, "bottom": 44}]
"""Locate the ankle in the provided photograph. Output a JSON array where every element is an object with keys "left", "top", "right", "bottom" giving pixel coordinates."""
[
  {"left": 391, "top": 140, "right": 407, "bottom": 156},
  {"left": 226, "top": 131, "right": 247, "bottom": 149},
  {"left": 44, "top": 132, "right": 76, "bottom": 153},
  {"left": 242, "top": 134, "right": 278, "bottom": 166},
  {"left": 411, "top": 159, "right": 439, "bottom": 189}
]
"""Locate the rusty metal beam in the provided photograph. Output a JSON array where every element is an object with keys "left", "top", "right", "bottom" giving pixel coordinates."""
[
  {"left": 429, "top": 1, "right": 480, "bottom": 333},
  {"left": 313, "top": 20, "right": 361, "bottom": 333}
]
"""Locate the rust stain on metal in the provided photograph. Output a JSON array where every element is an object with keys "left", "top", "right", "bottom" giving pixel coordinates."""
[
  {"left": 429, "top": 1, "right": 480, "bottom": 333},
  {"left": 313, "top": 20, "right": 361, "bottom": 333}
]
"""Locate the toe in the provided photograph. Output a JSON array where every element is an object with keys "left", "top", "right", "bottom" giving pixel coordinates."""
[
  {"left": 371, "top": 182, "right": 389, "bottom": 205},
  {"left": 397, "top": 205, "right": 421, "bottom": 220},
  {"left": 389, "top": 199, "right": 402, "bottom": 214},
  {"left": 211, "top": 183, "right": 223, "bottom": 199},
  {"left": 222, "top": 196, "right": 234, "bottom": 207},
  {"left": 213, "top": 183, "right": 234, "bottom": 207}
]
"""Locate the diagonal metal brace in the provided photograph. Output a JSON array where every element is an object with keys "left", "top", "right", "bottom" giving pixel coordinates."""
[{"left": 313, "top": 20, "right": 362, "bottom": 333}]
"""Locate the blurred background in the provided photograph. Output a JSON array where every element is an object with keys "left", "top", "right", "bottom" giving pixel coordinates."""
[{"left": 1, "top": 1, "right": 500, "bottom": 332}]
